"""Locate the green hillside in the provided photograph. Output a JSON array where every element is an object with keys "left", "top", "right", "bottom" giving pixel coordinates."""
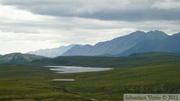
[
  {"left": 0, "top": 52, "right": 180, "bottom": 101},
  {"left": 32, "top": 52, "right": 180, "bottom": 68}
]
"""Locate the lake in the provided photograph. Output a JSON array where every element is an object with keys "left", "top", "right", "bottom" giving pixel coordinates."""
[
  {"left": 51, "top": 79, "right": 75, "bottom": 82},
  {"left": 46, "top": 66, "right": 112, "bottom": 82},
  {"left": 45, "top": 66, "right": 113, "bottom": 73}
]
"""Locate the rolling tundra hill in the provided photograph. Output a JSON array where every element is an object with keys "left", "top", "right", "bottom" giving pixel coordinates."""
[{"left": 0, "top": 53, "right": 45, "bottom": 64}]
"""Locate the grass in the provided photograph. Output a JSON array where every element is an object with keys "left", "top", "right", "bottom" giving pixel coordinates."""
[
  {"left": 53, "top": 64, "right": 180, "bottom": 100},
  {"left": 0, "top": 64, "right": 84, "bottom": 101},
  {"left": 0, "top": 53, "right": 180, "bottom": 101}
]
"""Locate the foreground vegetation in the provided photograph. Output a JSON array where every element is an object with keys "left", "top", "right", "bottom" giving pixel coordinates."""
[{"left": 0, "top": 52, "right": 180, "bottom": 101}]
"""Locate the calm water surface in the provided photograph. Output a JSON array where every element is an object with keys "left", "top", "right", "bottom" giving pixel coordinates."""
[
  {"left": 45, "top": 66, "right": 113, "bottom": 73},
  {"left": 51, "top": 79, "right": 75, "bottom": 82}
]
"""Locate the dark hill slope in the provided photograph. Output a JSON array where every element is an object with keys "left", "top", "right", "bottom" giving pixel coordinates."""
[{"left": 32, "top": 52, "right": 180, "bottom": 68}]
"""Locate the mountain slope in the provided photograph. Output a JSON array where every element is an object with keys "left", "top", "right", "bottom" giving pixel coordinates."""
[
  {"left": 63, "top": 30, "right": 170, "bottom": 56},
  {"left": 0, "top": 53, "right": 45, "bottom": 64},
  {"left": 63, "top": 44, "right": 92, "bottom": 56},
  {"left": 28, "top": 44, "right": 75, "bottom": 57},
  {"left": 120, "top": 33, "right": 180, "bottom": 56}
]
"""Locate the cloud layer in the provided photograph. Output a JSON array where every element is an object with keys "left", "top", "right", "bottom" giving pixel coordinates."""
[{"left": 2, "top": 0, "right": 180, "bottom": 21}]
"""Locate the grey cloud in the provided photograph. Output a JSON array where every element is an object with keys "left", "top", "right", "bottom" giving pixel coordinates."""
[
  {"left": 152, "top": 0, "right": 180, "bottom": 10},
  {"left": 1, "top": 0, "right": 180, "bottom": 21},
  {"left": 82, "top": 9, "right": 180, "bottom": 21}
]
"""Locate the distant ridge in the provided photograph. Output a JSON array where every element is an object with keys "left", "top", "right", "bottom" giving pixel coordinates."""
[
  {"left": 28, "top": 44, "right": 75, "bottom": 57},
  {"left": 129, "top": 52, "right": 180, "bottom": 58},
  {"left": 0, "top": 53, "right": 45, "bottom": 64}
]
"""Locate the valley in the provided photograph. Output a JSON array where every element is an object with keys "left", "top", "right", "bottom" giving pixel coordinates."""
[{"left": 0, "top": 52, "right": 180, "bottom": 101}]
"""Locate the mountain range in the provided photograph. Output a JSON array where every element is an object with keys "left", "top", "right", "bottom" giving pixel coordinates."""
[
  {"left": 29, "top": 30, "right": 180, "bottom": 57},
  {"left": 1, "top": 30, "right": 180, "bottom": 64}
]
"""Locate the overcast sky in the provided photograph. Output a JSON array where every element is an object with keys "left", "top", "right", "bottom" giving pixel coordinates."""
[{"left": 0, "top": 0, "right": 180, "bottom": 54}]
